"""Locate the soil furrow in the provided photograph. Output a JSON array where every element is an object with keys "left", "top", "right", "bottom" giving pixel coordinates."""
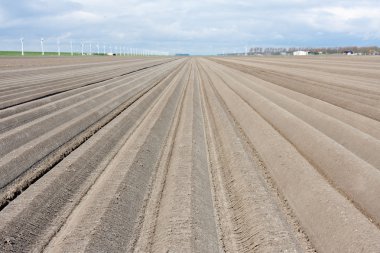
[
  {"left": 43, "top": 60, "right": 190, "bottom": 252},
  {"left": 207, "top": 62, "right": 380, "bottom": 140},
  {"left": 207, "top": 60, "right": 380, "bottom": 169},
  {"left": 198, "top": 58, "right": 380, "bottom": 252},
  {"left": 215, "top": 58, "right": 380, "bottom": 96},
  {"left": 205, "top": 60, "right": 380, "bottom": 227},
  {"left": 149, "top": 60, "right": 220, "bottom": 252},
  {"left": 0, "top": 56, "right": 379, "bottom": 253},
  {"left": 0, "top": 59, "right": 185, "bottom": 208},
  {"left": 0, "top": 62, "right": 174, "bottom": 119},
  {"left": 211, "top": 59, "right": 380, "bottom": 120},
  {"left": 199, "top": 62, "right": 308, "bottom": 252},
  {"left": 0, "top": 59, "right": 187, "bottom": 252},
  {"left": 82, "top": 59, "right": 190, "bottom": 252},
  {"left": 0, "top": 59, "right": 176, "bottom": 109}
]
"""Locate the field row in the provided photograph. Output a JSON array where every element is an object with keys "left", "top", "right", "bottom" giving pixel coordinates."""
[{"left": 0, "top": 56, "right": 379, "bottom": 252}]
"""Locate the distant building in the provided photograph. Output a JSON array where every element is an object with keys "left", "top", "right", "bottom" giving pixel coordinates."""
[
  {"left": 293, "top": 51, "right": 309, "bottom": 56},
  {"left": 175, "top": 53, "right": 190, "bottom": 56}
]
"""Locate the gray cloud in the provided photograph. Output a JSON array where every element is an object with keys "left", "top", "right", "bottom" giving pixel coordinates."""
[{"left": 0, "top": 0, "right": 379, "bottom": 54}]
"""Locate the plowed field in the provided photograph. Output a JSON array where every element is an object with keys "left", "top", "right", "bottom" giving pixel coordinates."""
[{"left": 1, "top": 56, "right": 379, "bottom": 252}]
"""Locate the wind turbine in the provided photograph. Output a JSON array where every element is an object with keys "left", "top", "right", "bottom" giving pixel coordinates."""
[
  {"left": 41, "top": 38, "right": 44, "bottom": 55},
  {"left": 81, "top": 41, "right": 84, "bottom": 55},
  {"left": 103, "top": 44, "right": 106, "bottom": 55},
  {"left": 70, "top": 40, "right": 73, "bottom": 56},
  {"left": 89, "top": 42, "right": 92, "bottom": 55},
  {"left": 20, "top": 37, "right": 24, "bottom": 56},
  {"left": 97, "top": 43, "right": 100, "bottom": 55}
]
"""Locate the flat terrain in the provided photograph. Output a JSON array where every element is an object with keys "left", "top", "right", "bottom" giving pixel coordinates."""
[{"left": 0, "top": 55, "right": 379, "bottom": 252}]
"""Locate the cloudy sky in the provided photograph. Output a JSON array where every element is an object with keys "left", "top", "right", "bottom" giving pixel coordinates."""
[{"left": 1, "top": 0, "right": 380, "bottom": 54}]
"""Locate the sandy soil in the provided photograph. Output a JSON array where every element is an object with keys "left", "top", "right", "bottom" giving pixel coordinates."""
[{"left": 0, "top": 56, "right": 379, "bottom": 252}]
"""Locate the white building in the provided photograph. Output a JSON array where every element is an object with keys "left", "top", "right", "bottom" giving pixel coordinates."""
[{"left": 293, "top": 50, "right": 309, "bottom": 56}]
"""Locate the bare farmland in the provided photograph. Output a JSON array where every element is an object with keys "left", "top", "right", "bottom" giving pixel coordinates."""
[{"left": 0, "top": 56, "right": 379, "bottom": 252}]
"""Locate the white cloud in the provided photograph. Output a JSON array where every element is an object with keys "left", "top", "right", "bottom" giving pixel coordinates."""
[
  {"left": 1, "top": 0, "right": 380, "bottom": 54},
  {"left": 53, "top": 10, "right": 104, "bottom": 24},
  {"left": 303, "top": 6, "right": 380, "bottom": 39}
]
